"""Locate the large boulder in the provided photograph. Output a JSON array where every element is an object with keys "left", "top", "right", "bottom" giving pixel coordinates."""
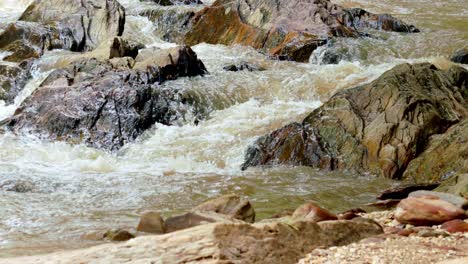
[
  {"left": 19, "top": 0, "right": 125, "bottom": 51},
  {"left": 242, "top": 63, "right": 468, "bottom": 179},
  {"left": 4, "top": 46, "right": 207, "bottom": 151},
  {"left": 435, "top": 174, "right": 468, "bottom": 198},
  {"left": 183, "top": 0, "right": 418, "bottom": 62},
  {"left": 1, "top": 219, "right": 382, "bottom": 264}
]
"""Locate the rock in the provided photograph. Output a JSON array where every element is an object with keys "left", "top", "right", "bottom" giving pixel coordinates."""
[
  {"left": 136, "top": 211, "right": 165, "bottom": 234},
  {"left": 0, "top": 21, "right": 76, "bottom": 62},
  {"left": 435, "top": 174, "right": 468, "bottom": 198},
  {"left": 4, "top": 46, "right": 208, "bottom": 151},
  {"left": 451, "top": 47, "right": 468, "bottom": 64},
  {"left": 408, "top": 191, "right": 468, "bottom": 210},
  {"left": 395, "top": 196, "right": 466, "bottom": 226},
  {"left": 0, "top": 179, "right": 35, "bottom": 193},
  {"left": 441, "top": 219, "right": 468, "bottom": 233},
  {"left": 292, "top": 202, "right": 338, "bottom": 222},
  {"left": 19, "top": 0, "right": 125, "bottom": 51},
  {"left": 403, "top": 120, "right": 468, "bottom": 183},
  {"left": 193, "top": 194, "right": 255, "bottom": 223},
  {"left": 138, "top": 6, "right": 201, "bottom": 43},
  {"left": 133, "top": 46, "right": 208, "bottom": 79},
  {"left": 377, "top": 183, "right": 440, "bottom": 200},
  {"left": 1, "top": 218, "right": 382, "bottom": 263},
  {"left": 109, "top": 37, "right": 144, "bottom": 59},
  {"left": 0, "top": 61, "right": 31, "bottom": 103},
  {"left": 242, "top": 63, "right": 468, "bottom": 179},
  {"left": 415, "top": 227, "right": 449, "bottom": 237},
  {"left": 142, "top": 0, "right": 203, "bottom": 5},
  {"left": 103, "top": 229, "right": 135, "bottom": 242},
  {"left": 223, "top": 62, "right": 265, "bottom": 72},
  {"left": 184, "top": 0, "right": 418, "bottom": 62},
  {"left": 337, "top": 212, "right": 359, "bottom": 220},
  {"left": 164, "top": 211, "right": 242, "bottom": 233}
]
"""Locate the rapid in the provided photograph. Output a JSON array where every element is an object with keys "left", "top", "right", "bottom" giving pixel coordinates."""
[{"left": 0, "top": 0, "right": 467, "bottom": 257}]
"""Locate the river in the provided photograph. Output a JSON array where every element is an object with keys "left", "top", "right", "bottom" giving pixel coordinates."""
[{"left": 0, "top": 0, "right": 467, "bottom": 257}]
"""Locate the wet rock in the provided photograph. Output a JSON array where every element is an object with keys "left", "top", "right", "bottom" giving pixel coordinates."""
[
  {"left": 0, "top": 179, "right": 35, "bottom": 193},
  {"left": 109, "top": 37, "right": 144, "bottom": 59},
  {"left": 242, "top": 63, "right": 468, "bottom": 179},
  {"left": 365, "top": 199, "right": 401, "bottom": 209},
  {"left": 223, "top": 62, "right": 265, "bottom": 72},
  {"left": 184, "top": 0, "right": 418, "bottom": 62},
  {"left": 403, "top": 120, "right": 468, "bottom": 183},
  {"left": 142, "top": 0, "right": 202, "bottom": 5},
  {"left": 164, "top": 211, "right": 241, "bottom": 233},
  {"left": 377, "top": 183, "right": 440, "bottom": 200},
  {"left": 193, "top": 194, "right": 255, "bottom": 223},
  {"left": 136, "top": 211, "right": 165, "bottom": 234},
  {"left": 395, "top": 196, "right": 466, "bottom": 226},
  {"left": 5, "top": 46, "right": 208, "bottom": 151},
  {"left": 435, "top": 174, "right": 468, "bottom": 198},
  {"left": 408, "top": 191, "right": 468, "bottom": 210},
  {"left": 138, "top": 6, "right": 200, "bottom": 43},
  {"left": 441, "top": 219, "right": 468, "bottom": 233},
  {"left": 103, "top": 229, "right": 135, "bottom": 242},
  {"left": 0, "top": 61, "right": 31, "bottom": 104},
  {"left": 4, "top": 218, "right": 382, "bottom": 263},
  {"left": 292, "top": 202, "right": 338, "bottom": 222},
  {"left": 451, "top": 47, "right": 468, "bottom": 64},
  {"left": 19, "top": 0, "right": 125, "bottom": 51}
]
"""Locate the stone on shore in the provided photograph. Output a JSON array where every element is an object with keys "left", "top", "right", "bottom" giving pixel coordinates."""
[
  {"left": 441, "top": 220, "right": 468, "bottom": 233},
  {"left": 136, "top": 211, "right": 166, "bottom": 234},
  {"left": 435, "top": 174, "right": 468, "bottom": 198},
  {"left": 408, "top": 191, "right": 468, "bottom": 210},
  {"left": 395, "top": 196, "right": 466, "bottom": 226},
  {"left": 292, "top": 202, "right": 338, "bottom": 222}
]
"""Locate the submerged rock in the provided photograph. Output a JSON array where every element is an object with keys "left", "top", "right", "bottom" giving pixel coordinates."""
[
  {"left": 183, "top": 0, "right": 418, "bottom": 62},
  {"left": 223, "top": 62, "right": 265, "bottom": 72},
  {"left": 4, "top": 46, "right": 207, "bottom": 151},
  {"left": 242, "top": 63, "right": 468, "bottom": 179},
  {"left": 395, "top": 196, "right": 466, "bottom": 226}
]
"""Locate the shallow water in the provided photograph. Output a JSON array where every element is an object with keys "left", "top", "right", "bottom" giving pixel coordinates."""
[{"left": 0, "top": 0, "right": 467, "bottom": 257}]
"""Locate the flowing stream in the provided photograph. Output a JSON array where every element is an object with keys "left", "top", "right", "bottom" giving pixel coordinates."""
[{"left": 0, "top": 0, "right": 467, "bottom": 257}]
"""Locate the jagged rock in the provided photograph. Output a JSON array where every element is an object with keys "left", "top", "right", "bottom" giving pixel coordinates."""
[
  {"left": 184, "top": 0, "right": 418, "bottom": 62},
  {"left": 377, "top": 183, "right": 440, "bottom": 200},
  {"left": 141, "top": 0, "right": 202, "bottom": 5},
  {"left": 403, "top": 120, "right": 468, "bottom": 183},
  {"left": 19, "top": 0, "right": 125, "bottom": 51},
  {"left": 0, "top": 61, "right": 31, "bottom": 103},
  {"left": 1, "top": 218, "right": 383, "bottom": 263},
  {"left": 136, "top": 211, "right": 166, "bottom": 234},
  {"left": 4, "top": 46, "right": 208, "bottom": 151},
  {"left": 193, "top": 194, "right": 255, "bottom": 223},
  {"left": 395, "top": 196, "right": 466, "bottom": 226},
  {"left": 451, "top": 47, "right": 468, "bottom": 64},
  {"left": 242, "top": 63, "right": 468, "bottom": 179},
  {"left": 109, "top": 37, "right": 144, "bottom": 59},
  {"left": 138, "top": 6, "right": 200, "bottom": 43},
  {"left": 408, "top": 191, "right": 468, "bottom": 210},
  {"left": 292, "top": 202, "right": 338, "bottom": 222},
  {"left": 435, "top": 174, "right": 468, "bottom": 198}
]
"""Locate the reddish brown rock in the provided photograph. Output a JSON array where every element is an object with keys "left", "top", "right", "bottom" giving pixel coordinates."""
[
  {"left": 441, "top": 220, "right": 468, "bottom": 233},
  {"left": 136, "top": 211, "right": 166, "bottom": 234},
  {"left": 292, "top": 202, "right": 338, "bottom": 222},
  {"left": 395, "top": 196, "right": 466, "bottom": 226}
]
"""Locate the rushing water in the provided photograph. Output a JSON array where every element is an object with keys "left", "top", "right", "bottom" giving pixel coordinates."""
[{"left": 0, "top": 0, "right": 467, "bottom": 257}]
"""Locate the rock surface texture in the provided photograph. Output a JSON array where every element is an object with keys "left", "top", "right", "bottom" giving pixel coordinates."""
[
  {"left": 0, "top": 218, "right": 382, "bottom": 264},
  {"left": 183, "top": 0, "right": 418, "bottom": 62},
  {"left": 242, "top": 63, "right": 468, "bottom": 179},
  {"left": 4, "top": 46, "right": 207, "bottom": 150}
]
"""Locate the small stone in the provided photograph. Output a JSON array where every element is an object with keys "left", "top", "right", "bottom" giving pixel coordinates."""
[
  {"left": 441, "top": 220, "right": 468, "bottom": 233},
  {"left": 292, "top": 202, "right": 338, "bottom": 222},
  {"left": 193, "top": 194, "right": 255, "bottom": 223},
  {"left": 136, "top": 211, "right": 165, "bottom": 234},
  {"left": 104, "top": 229, "right": 135, "bottom": 241}
]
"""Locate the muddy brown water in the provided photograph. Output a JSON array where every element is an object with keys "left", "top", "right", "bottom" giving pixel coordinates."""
[{"left": 0, "top": 0, "right": 467, "bottom": 257}]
